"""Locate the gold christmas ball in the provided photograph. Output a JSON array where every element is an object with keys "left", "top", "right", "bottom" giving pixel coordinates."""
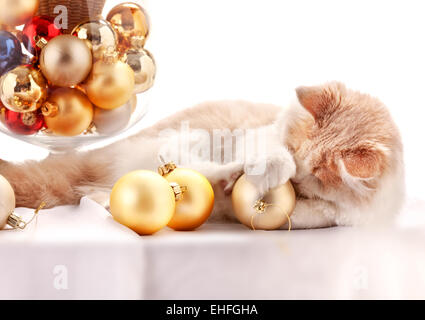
[
  {"left": 0, "top": 0, "right": 39, "bottom": 27},
  {"left": 106, "top": 2, "right": 150, "bottom": 50},
  {"left": 42, "top": 88, "right": 93, "bottom": 136},
  {"left": 232, "top": 174, "right": 296, "bottom": 230},
  {"left": 0, "top": 174, "right": 15, "bottom": 229},
  {"left": 123, "top": 49, "right": 156, "bottom": 94},
  {"left": 110, "top": 170, "right": 176, "bottom": 235},
  {"left": 86, "top": 59, "right": 135, "bottom": 110},
  {"left": 93, "top": 100, "right": 132, "bottom": 135},
  {"left": 0, "top": 65, "right": 47, "bottom": 113},
  {"left": 39, "top": 35, "right": 93, "bottom": 87},
  {"left": 72, "top": 19, "right": 118, "bottom": 61},
  {"left": 160, "top": 165, "right": 214, "bottom": 231}
]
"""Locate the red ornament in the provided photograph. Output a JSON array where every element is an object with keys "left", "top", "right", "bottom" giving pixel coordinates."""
[
  {"left": 22, "top": 16, "right": 62, "bottom": 55},
  {"left": 4, "top": 109, "right": 44, "bottom": 135}
]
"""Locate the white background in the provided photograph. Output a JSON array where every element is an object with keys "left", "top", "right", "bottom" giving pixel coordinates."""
[
  {"left": 1, "top": 0, "right": 425, "bottom": 300},
  {"left": 1, "top": 0, "right": 423, "bottom": 200}
]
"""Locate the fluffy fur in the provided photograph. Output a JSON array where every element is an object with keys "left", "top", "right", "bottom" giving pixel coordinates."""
[{"left": 0, "top": 82, "right": 405, "bottom": 229}]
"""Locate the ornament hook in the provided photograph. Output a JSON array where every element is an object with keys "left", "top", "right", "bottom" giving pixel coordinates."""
[{"left": 251, "top": 200, "right": 292, "bottom": 232}]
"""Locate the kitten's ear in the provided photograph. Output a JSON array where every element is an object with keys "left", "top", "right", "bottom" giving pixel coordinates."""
[
  {"left": 295, "top": 85, "right": 327, "bottom": 119},
  {"left": 341, "top": 149, "right": 385, "bottom": 179},
  {"left": 296, "top": 82, "right": 345, "bottom": 120}
]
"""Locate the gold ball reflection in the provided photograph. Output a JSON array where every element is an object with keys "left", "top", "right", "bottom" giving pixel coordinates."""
[
  {"left": 72, "top": 19, "right": 117, "bottom": 61},
  {"left": 0, "top": 65, "right": 47, "bottom": 113}
]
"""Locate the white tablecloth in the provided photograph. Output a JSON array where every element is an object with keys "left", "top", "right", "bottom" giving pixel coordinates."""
[{"left": 1, "top": 197, "right": 425, "bottom": 299}]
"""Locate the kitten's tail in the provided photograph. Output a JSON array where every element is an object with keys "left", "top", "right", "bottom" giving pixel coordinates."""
[{"left": 0, "top": 150, "right": 115, "bottom": 209}]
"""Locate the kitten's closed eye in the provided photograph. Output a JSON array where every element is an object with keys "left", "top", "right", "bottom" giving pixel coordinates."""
[{"left": 312, "top": 165, "right": 341, "bottom": 187}]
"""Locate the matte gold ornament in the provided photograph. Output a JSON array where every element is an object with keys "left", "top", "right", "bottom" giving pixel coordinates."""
[
  {"left": 0, "top": 65, "right": 47, "bottom": 113},
  {"left": 159, "top": 162, "right": 215, "bottom": 231},
  {"left": 39, "top": 35, "right": 93, "bottom": 87},
  {"left": 0, "top": 174, "right": 16, "bottom": 229},
  {"left": 123, "top": 48, "right": 156, "bottom": 94},
  {"left": 110, "top": 170, "right": 176, "bottom": 235},
  {"left": 72, "top": 19, "right": 118, "bottom": 61},
  {"left": 42, "top": 88, "right": 94, "bottom": 136},
  {"left": 86, "top": 55, "right": 135, "bottom": 110},
  {"left": 0, "top": 174, "right": 46, "bottom": 230},
  {"left": 93, "top": 99, "right": 132, "bottom": 135},
  {"left": 0, "top": 0, "right": 39, "bottom": 27},
  {"left": 232, "top": 174, "right": 296, "bottom": 230},
  {"left": 106, "top": 2, "right": 150, "bottom": 50}
]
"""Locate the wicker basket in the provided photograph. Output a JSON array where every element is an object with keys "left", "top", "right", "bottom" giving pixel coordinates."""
[{"left": 37, "top": 0, "right": 106, "bottom": 33}]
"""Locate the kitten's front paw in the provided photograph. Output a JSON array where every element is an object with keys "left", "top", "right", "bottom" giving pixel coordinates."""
[
  {"left": 244, "top": 151, "right": 296, "bottom": 195},
  {"left": 219, "top": 170, "right": 244, "bottom": 196}
]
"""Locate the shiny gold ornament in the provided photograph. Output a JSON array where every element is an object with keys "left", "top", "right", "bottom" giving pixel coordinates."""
[
  {"left": 106, "top": 2, "right": 150, "bottom": 50},
  {"left": 110, "top": 170, "right": 176, "bottom": 235},
  {"left": 123, "top": 49, "right": 156, "bottom": 94},
  {"left": 0, "top": 0, "right": 39, "bottom": 27},
  {"left": 159, "top": 162, "right": 215, "bottom": 231},
  {"left": 232, "top": 174, "right": 296, "bottom": 230},
  {"left": 42, "top": 88, "right": 94, "bottom": 136},
  {"left": 39, "top": 35, "right": 93, "bottom": 87},
  {"left": 86, "top": 56, "right": 135, "bottom": 110},
  {"left": 0, "top": 65, "right": 47, "bottom": 113},
  {"left": 72, "top": 19, "right": 118, "bottom": 61}
]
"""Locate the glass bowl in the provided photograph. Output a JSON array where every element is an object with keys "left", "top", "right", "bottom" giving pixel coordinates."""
[
  {"left": 0, "top": 92, "right": 150, "bottom": 152},
  {"left": 0, "top": 0, "right": 153, "bottom": 152}
]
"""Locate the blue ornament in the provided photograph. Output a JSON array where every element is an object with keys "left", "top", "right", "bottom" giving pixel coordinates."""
[{"left": 0, "top": 31, "right": 22, "bottom": 76}]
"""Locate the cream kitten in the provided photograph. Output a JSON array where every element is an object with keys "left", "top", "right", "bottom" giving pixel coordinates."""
[{"left": 0, "top": 82, "right": 404, "bottom": 229}]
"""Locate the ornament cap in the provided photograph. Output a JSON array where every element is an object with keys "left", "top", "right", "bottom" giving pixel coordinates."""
[
  {"left": 42, "top": 102, "right": 59, "bottom": 118},
  {"left": 169, "top": 182, "right": 187, "bottom": 202},
  {"left": 253, "top": 199, "right": 268, "bottom": 213},
  {"left": 34, "top": 36, "right": 48, "bottom": 49},
  {"left": 21, "top": 112, "right": 37, "bottom": 126},
  {"left": 158, "top": 156, "right": 178, "bottom": 176},
  {"left": 7, "top": 212, "right": 26, "bottom": 229},
  {"left": 6, "top": 202, "right": 46, "bottom": 230},
  {"left": 158, "top": 162, "right": 177, "bottom": 176}
]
